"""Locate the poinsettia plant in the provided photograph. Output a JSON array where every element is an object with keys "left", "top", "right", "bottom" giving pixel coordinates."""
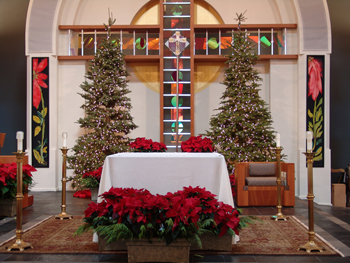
[
  {"left": 75, "top": 186, "right": 241, "bottom": 247},
  {"left": 181, "top": 135, "right": 214, "bottom": 153},
  {"left": 129, "top": 137, "right": 167, "bottom": 152},
  {"left": 69, "top": 167, "right": 103, "bottom": 190},
  {"left": 0, "top": 162, "right": 36, "bottom": 199}
]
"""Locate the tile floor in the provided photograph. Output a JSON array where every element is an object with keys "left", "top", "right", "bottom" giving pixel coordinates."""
[{"left": 0, "top": 192, "right": 350, "bottom": 262}]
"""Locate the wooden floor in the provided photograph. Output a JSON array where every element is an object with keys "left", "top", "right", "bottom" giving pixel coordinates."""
[{"left": 0, "top": 191, "right": 350, "bottom": 262}]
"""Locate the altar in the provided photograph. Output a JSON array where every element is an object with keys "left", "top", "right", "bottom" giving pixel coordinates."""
[{"left": 98, "top": 152, "right": 234, "bottom": 207}]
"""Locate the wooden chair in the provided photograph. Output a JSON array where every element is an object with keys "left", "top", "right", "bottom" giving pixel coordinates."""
[
  {"left": 0, "top": 133, "right": 5, "bottom": 155},
  {"left": 235, "top": 162, "right": 295, "bottom": 207},
  {"left": 331, "top": 166, "right": 350, "bottom": 207}
]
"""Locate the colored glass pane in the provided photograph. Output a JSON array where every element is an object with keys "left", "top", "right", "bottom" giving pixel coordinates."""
[
  {"left": 135, "top": 38, "right": 146, "bottom": 49},
  {"left": 148, "top": 38, "right": 159, "bottom": 50},
  {"left": 208, "top": 37, "right": 219, "bottom": 49},
  {"left": 260, "top": 36, "right": 271, "bottom": 47},
  {"left": 171, "top": 83, "right": 183, "bottom": 94},
  {"left": 171, "top": 71, "right": 183, "bottom": 81},
  {"left": 171, "top": 122, "right": 184, "bottom": 133},
  {"left": 171, "top": 5, "right": 183, "bottom": 16},
  {"left": 171, "top": 97, "right": 183, "bottom": 107}
]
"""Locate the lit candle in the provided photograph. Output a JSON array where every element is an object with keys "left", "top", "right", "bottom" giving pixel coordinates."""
[
  {"left": 62, "top": 132, "right": 68, "bottom": 148},
  {"left": 306, "top": 131, "right": 313, "bottom": 151},
  {"left": 16, "top": 131, "right": 24, "bottom": 152},
  {"left": 276, "top": 133, "right": 280, "bottom": 148}
]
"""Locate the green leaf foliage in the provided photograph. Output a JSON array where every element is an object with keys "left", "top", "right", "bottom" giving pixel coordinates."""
[
  {"left": 68, "top": 18, "right": 138, "bottom": 183},
  {"left": 206, "top": 24, "right": 284, "bottom": 171}
]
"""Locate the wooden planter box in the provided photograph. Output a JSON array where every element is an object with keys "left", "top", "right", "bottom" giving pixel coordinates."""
[
  {"left": 98, "top": 232, "right": 232, "bottom": 252},
  {"left": 90, "top": 188, "right": 98, "bottom": 201},
  {"left": 126, "top": 238, "right": 190, "bottom": 263},
  {"left": 98, "top": 235, "right": 127, "bottom": 251},
  {"left": 0, "top": 199, "right": 17, "bottom": 217},
  {"left": 190, "top": 232, "right": 232, "bottom": 251}
]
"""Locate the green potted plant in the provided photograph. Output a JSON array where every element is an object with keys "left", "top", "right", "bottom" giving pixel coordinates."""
[{"left": 0, "top": 162, "right": 36, "bottom": 216}]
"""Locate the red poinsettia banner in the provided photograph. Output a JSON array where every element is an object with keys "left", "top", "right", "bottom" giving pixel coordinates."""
[
  {"left": 32, "top": 57, "right": 49, "bottom": 168},
  {"left": 307, "top": 55, "right": 324, "bottom": 167}
]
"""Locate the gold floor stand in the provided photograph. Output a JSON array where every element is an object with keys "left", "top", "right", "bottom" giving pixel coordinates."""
[
  {"left": 8, "top": 240, "right": 33, "bottom": 251},
  {"left": 55, "top": 148, "right": 72, "bottom": 220},
  {"left": 298, "top": 240, "right": 324, "bottom": 253},
  {"left": 55, "top": 212, "right": 73, "bottom": 220},
  {"left": 271, "top": 147, "right": 288, "bottom": 222},
  {"left": 8, "top": 231, "right": 33, "bottom": 252},
  {"left": 271, "top": 211, "right": 288, "bottom": 221},
  {"left": 8, "top": 152, "right": 33, "bottom": 251},
  {"left": 298, "top": 152, "right": 324, "bottom": 253}
]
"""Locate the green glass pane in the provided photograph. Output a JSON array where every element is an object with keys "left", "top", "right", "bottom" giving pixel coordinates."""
[
  {"left": 171, "top": 5, "right": 183, "bottom": 16},
  {"left": 171, "top": 122, "right": 184, "bottom": 133},
  {"left": 208, "top": 37, "right": 219, "bottom": 49},
  {"left": 135, "top": 38, "right": 146, "bottom": 49},
  {"left": 171, "top": 71, "right": 183, "bottom": 81},
  {"left": 171, "top": 97, "right": 183, "bottom": 107}
]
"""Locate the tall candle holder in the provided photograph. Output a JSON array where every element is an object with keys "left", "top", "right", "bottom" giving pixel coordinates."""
[
  {"left": 8, "top": 151, "right": 33, "bottom": 251},
  {"left": 298, "top": 151, "right": 324, "bottom": 252},
  {"left": 55, "top": 147, "right": 72, "bottom": 220},
  {"left": 271, "top": 147, "right": 287, "bottom": 221}
]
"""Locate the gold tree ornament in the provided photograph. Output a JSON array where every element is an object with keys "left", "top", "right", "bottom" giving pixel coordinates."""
[
  {"left": 234, "top": 10, "right": 247, "bottom": 30},
  {"left": 104, "top": 8, "right": 116, "bottom": 38}
]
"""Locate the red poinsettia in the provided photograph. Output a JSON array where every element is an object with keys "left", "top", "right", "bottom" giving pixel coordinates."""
[
  {"left": 130, "top": 137, "right": 167, "bottom": 152},
  {"left": 308, "top": 57, "right": 323, "bottom": 101},
  {"left": 0, "top": 162, "right": 36, "bottom": 199},
  {"left": 33, "top": 58, "right": 48, "bottom": 109},
  {"left": 80, "top": 166, "right": 103, "bottom": 189},
  {"left": 181, "top": 135, "right": 214, "bottom": 152},
  {"left": 79, "top": 186, "right": 240, "bottom": 246}
]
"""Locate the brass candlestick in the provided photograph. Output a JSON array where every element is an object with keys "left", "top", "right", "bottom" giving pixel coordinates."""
[
  {"left": 8, "top": 151, "right": 33, "bottom": 251},
  {"left": 271, "top": 147, "right": 287, "bottom": 221},
  {"left": 55, "top": 148, "right": 72, "bottom": 220},
  {"left": 298, "top": 151, "right": 324, "bottom": 252}
]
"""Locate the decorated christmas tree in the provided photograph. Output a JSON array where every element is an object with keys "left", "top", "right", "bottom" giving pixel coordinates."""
[
  {"left": 68, "top": 14, "right": 137, "bottom": 185},
  {"left": 206, "top": 13, "right": 278, "bottom": 171}
]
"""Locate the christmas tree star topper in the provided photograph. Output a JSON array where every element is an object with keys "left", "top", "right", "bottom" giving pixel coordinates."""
[{"left": 235, "top": 10, "right": 247, "bottom": 30}]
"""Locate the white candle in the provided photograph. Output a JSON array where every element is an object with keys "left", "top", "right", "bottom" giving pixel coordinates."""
[
  {"left": 276, "top": 133, "right": 280, "bottom": 148},
  {"left": 306, "top": 131, "right": 313, "bottom": 151},
  {"left": 16, "top": 131, "right": 24, "bottom": 152},
  {"left": 62, "top": 132, "right": 68, "bottom": 148}
]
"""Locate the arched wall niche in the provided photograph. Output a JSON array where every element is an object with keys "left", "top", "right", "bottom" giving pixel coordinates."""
[{"left": 27, "top": 0, "right": 332, "bottom": 206}]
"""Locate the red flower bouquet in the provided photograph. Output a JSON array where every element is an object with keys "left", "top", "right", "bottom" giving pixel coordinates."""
[
  {"left": 81, "top": 167, "right": 103, "bottom": 189},
  {"left": 0, "top": 162, "right": 36, "bottom": 199},
  {"left": 130, "top": 137, "right": 167, "bottom": 152},
  {"left": 75, "top": 186, "right": 241, "bottom": 247},
  {"left": 181, "top": 135, "right": 214, "bottom": 152}
]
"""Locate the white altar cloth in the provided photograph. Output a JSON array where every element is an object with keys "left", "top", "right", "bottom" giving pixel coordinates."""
[{"left": 97, "top": 152, "right": 234, "bottom": 207}]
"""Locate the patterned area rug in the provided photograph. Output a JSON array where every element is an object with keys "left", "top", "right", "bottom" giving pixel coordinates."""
[{"left": 0, "top": 215, "right": 340, "bottom": 256}]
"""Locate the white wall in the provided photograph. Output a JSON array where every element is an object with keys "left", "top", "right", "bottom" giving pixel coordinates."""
[
  {"left": 26, "top": 0, "right": 332, "bottom": 204},
  {"left": 57, "top": 60, "right": 87, "bottom": 187},
  {"left": 127, "top": 68, "right": 160, "bottom": 140}
]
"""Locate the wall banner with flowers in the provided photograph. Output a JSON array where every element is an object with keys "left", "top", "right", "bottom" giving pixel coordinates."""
[
  {"left": 32, "top": 57, "right": 49, "bottom": 168},
  {"left": 307, "top": 55, "right": 324, "bottom": 167}
]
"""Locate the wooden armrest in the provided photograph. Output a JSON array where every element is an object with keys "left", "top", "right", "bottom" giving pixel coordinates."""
[{"left": 331, "top": 168, "right": 345, "bottom": 173}]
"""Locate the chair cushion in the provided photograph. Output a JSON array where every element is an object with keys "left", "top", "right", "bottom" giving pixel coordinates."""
[
  {"left": 249, "top": 163, "right": 276, "bottom": 177},
  {"left": 246, "top": 177, "right": 277, "bottom": 186}
]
